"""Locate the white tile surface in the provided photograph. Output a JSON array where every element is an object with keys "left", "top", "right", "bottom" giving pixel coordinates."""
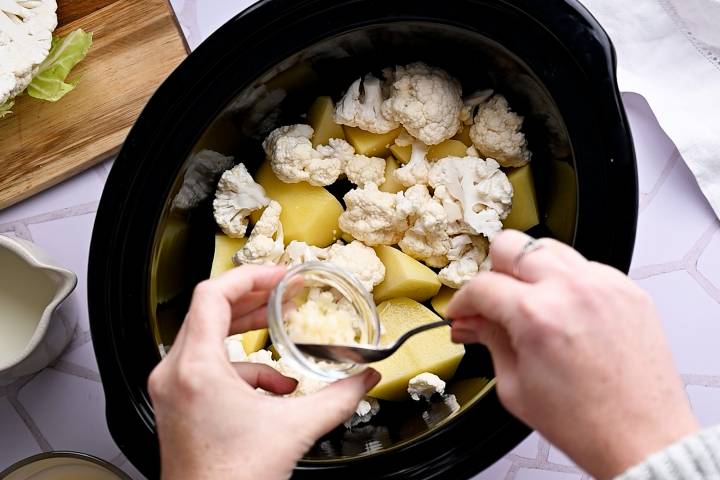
[
  {"left": 510, "top": 432, "right": 541, "bottom": 459},
  {"left": 28, "top": 213, "right": 97, "bottom": 332},
  {"left": 631, "top": 159, "right": 717, "bottom": 268},
  {"left": 515, "top": 469, "right": 580, "bottom": 480},
  {"left": 547, "top": 447, "right": 575, "bottom": 467},
  {"left": 61, "top": 341, "right": 99, "bottom": 373},
  {"left": 0, "top": 166, "right": 103, "bottom": 226},
  {"left": 0, "top": 397, "right": 41, "bottom": 469},
  {"left": 697, "top": 230, "right": 720, "bottom": 289},
  {"left": 687, "top": 386, "right": 720, "bottom": 427},
  {"left": 16, "top": 369, "right": 119, "bottom": 461},
  {"left": 636, "top": 270, "right": 720, "bottom": 376},
  {"left": 622, "top": 93, "right": 677, "bottom": 197},
  {"left": 472, "top": 458, "right": 513, "bottom": 480}
]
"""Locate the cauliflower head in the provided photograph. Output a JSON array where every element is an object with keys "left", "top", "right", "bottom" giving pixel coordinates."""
[
  {"left": 459, "top": 89, "right": 494, "bottom": 125},
  {"left": 398, "top": 185, "right": 450, "bottom": 267},
  {"left": 438, "top": 235, "right": 491, "bottom": 288},
  {"left": 263, "top": 124, "right": 353, "bottom": 186},
  {"left": 334, "top": 74, "right": 399, "bottom": 134},
  {"left": 393, "top": 140, "right": 430, "bottom": 187},
  {"left": 345, "top": 154, "right": 386, "bottom": 187},
  {"left": 429, "top": 156, "right": 512, "bottom": 240},
  {"left": 280, "top": 240, "right": 329, "bottom": 266},
  {"left": 382, "top": 62, "right": 463, "bottom": 145},
  {"left": 233, "top": 200, "right": 284, "bottom": 265},
  {"left": 0, "top": 0, "right": 57, "bottom": 105},
  {"left": 469, "top": 95, "right": 531, "bottom": 167},
  {"left": 213, "top": 162, "right": 270, "bottom": 238},
  {"left": 326, "top": 240, "right": 386, "bottom": 291},
  {"left": 339, "top": 184, "right": 411, "bottom": 245}
]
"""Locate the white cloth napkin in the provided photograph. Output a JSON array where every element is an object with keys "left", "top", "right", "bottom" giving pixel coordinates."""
[{"left": 580, "top": 0, "right": 720, "bottom": 219}]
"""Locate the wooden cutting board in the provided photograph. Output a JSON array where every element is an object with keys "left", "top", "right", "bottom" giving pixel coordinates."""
[{"left": 0, "top": 0, "right": 189, "bottom": 209}]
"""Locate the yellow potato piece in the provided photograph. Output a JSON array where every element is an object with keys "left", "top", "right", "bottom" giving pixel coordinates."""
[
  {"left": 389, "top": 143, "right": 411, "bottom": 164},
  {"left": 503, "top": 164, "right": 540, "bottom": 232},
  {"left": 379, "top": 156, "right": 405, "bottom": 193},
  {"left": 344, "top": 126, "right": 402, "bottom": 157},
  {"left": 453, "top": 125, "right": 472, "bottom": 147},
  {"left": 308, "top": 96, "right": 345, "bottom": 147},
  {"left": 369, "top": 298, "right": 465, "bottom": 401},
  {"left": 430, "top": 286, "right": 456, "bottom": 318},
  {"left": 252, "top": 161, "right": 343, "bottom": 247},
  {"left": 211, "top": 235, "right": 267, "bottom": 353},
  {"left": 340, "top": 231, "right": 354, "bottom": 243},
  {"left": 210, "top": 234, "right": 247, "bottom": 278},
  {"left": 545, "top": 160, "right": 577, "bottom": 244},
  {"left": 427, "top": 139, "right": 468, "bottom": 160},
  {"left": 373, "top": 246, "right": 441, "bottom": 303}
]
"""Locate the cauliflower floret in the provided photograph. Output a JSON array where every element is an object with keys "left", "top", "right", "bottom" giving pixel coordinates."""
[
  {"left": 339, "top": 184, "right": 411, "bottom": 245},
  {"left": 334, "top": 74, "right": 399, "bottom": 134},
  {"left": 280, "top": 240, "right": 329, "bottom": 266},
  {"left": 224, "top": 334, "right": 247, "bottom": 362},
  {"left": 459, "top": 89, "right": 494, "bottom": 125},
  {"left": 469, "top": 95, "right": 531, "bottom": 167},
  {"left": 345, "top": 154, "right": 386, "bottom": 187},
  {"left": 393, "top": 140, "right": 430, "bottom": 187},
  {"left": 407, "top": 372, "right": 446, "bottom": 401},
  {"left": 173, "top": 150, "right": 235, "bottom": 211},
  {"left": 382, "top": 62, "right": 463, "bottom": 145},
  {"left": 438, "top": 235, "right": 491, "bottom": 288},
  {"left": 0, "top": 0, "right": 58, "bottom": 105},
  {"left": 245, "top": 348, "right": 380, "bottom": 425},
  {"left": 344, "top": 397, "right": 380, "bottom": 428},
  {"left": 326, "top": 240, "right": 386, "bottom": 291},
  {"left": 233, "top": 201, "right": 284, "bottom": 265},
  {"left": 285, "top": 288, "right": 359, "bottom": 345},
  {"left": 263, "top": 124, "right": 355, "bottom": 186},
  {"left": 213, "top": 163, "right": 270, "bottom": 238},
  {"left": 429, "top": 156, "right": 512, "bottom": 240},
  {"left": 398, "top": 185, "right": 450, "bottom": 267}
]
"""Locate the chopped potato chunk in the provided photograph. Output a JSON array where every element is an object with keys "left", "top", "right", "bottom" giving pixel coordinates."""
[
  {"left": 379, "top": 156, "right": 405, "bottom": 193},
  {"left": 308, "top": 96, "right": 345, "bottom": 147},
  {"left": 503, "top": 164, "right": 540, "bottom": 232},
  {"left": 252, "top": 161, "right": 343, "bottom": 247},
  {"left": 344, "top": 126, "right": 402, "bottom": 157},
  {"left": 373, "top": 245, "right": 441, "bottom": 303},
  {"left": 369, "top": 298, "right": 465, "bottom": 401}
]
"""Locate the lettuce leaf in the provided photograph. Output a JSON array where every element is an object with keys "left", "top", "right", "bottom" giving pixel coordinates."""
[
  {"left": 0, "top": 100, "right": 13, "bottom": 118},
  {"left": 27, "top": 29, "right": 93, "bottom": 102}
]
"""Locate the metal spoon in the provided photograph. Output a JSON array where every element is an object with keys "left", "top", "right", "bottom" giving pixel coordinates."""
[{"left": 294, "top": 319, "right": 452, "bottom": 364}]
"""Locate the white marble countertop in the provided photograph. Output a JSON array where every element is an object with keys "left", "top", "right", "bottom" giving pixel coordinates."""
[{"left": 1, "top": 2, "right": 719, "bottom": 479}]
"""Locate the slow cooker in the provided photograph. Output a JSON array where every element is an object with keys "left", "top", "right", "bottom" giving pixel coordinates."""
[{"left": 88, "top": 0, "right": 637, "bottom": 478}]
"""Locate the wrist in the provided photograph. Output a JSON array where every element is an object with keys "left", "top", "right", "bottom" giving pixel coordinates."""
[{"left": 588, "top": 412, "right": 700, "bottom": 479}]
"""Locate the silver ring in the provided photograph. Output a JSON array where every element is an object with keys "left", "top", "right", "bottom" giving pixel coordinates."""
[{"left": 512, "top": 239, "right": 544, "bottom": 278}]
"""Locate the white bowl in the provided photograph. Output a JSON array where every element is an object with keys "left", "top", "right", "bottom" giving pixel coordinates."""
[{"left": 0, "top": 235, "right": 77, "bottom": 383}]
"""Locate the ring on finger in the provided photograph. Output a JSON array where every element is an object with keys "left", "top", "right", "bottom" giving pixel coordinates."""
[{"left": 512, "top": 238, "right": 544, "bottom": 278}]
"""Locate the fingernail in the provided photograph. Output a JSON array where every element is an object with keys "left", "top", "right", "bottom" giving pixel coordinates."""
[{"left": 364, "top": 369, "right": 381, "bottom": 389}]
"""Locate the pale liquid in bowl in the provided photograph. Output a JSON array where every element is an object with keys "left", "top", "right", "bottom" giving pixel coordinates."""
[
  {"left": 0, "top": 248, "right": 56, "bottom": 366},
  {"left": 4, "top": 457, "right": 125, "bottom": 480}
]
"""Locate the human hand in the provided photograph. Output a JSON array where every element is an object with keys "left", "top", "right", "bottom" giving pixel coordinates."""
[
  {"left": 447, "top": 230, "right": 698, "bottom": 479},
  {"left": 148, "top": 265, "right": 380, "bottom": 480}
]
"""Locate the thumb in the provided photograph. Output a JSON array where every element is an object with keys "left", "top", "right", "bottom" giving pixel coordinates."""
[{"left": 296, "top": 369, "right": 381, "bottom": 439}]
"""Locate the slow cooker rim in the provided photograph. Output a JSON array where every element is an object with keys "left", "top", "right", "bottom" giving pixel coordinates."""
[{"left": 89, "top": 0, "right": 637, "bottom": 478}]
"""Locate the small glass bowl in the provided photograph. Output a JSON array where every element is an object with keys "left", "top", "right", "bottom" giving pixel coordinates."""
[
  {"left": 0, "top": 451, "right": 131, "bottom": 480},
  {"left": 268, "top": 261, "right": 381, "bottom": 381}
]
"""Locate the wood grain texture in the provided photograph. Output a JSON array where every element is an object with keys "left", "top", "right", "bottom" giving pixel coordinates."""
[{"left": 0, "top": 0, "right": 188, "bottom": 209}]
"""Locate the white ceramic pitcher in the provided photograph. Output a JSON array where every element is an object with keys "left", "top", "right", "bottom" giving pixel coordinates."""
[{"left": 0, "top": 235, "right": 77, "bottom": 384}]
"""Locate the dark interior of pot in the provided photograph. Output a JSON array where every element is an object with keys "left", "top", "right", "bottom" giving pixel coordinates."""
[{"left": 148, "top": 21, "right": 576, "bottom": 463}]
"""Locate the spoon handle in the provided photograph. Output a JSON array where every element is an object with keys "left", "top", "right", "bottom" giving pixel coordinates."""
[{"left": 392, "top": 318, "right": 453, "bottom": 351}]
